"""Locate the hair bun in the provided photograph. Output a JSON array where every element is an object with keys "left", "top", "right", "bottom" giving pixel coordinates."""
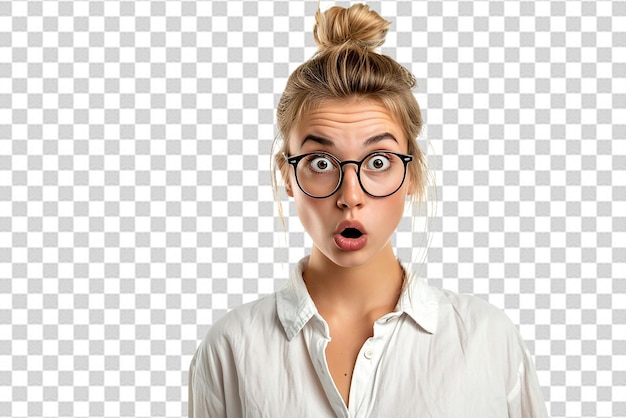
[{"left": 313, "top": 4, "right": 391, "bottom": 52}]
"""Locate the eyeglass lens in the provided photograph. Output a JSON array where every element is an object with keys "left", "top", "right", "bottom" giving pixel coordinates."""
[{"left": 294, "top": 152, "right": 409, "bottom": 198}]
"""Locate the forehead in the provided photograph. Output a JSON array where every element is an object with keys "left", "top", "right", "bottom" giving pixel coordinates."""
[
  {"left": 298, "top": 99, "right": 401, "bottom": 130},
  {"left": 290, "top": 99, "right": 406, "bottom": 152}
]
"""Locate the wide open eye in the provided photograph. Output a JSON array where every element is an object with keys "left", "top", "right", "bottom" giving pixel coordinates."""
[
  {"left": 365, "top": 154, "right": 392, "bottom": 171},
  {"left": 307, "top": 155, "right": 336, "bottom": 173}
]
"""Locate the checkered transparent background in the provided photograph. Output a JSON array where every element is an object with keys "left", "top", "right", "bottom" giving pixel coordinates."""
[{"left": 1, "top": 0, "right": 624, "bottom": 416}]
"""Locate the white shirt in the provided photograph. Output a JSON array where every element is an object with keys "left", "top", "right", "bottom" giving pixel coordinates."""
[{"left": 189, "top": 257, "right": 548, "bottom": 418}]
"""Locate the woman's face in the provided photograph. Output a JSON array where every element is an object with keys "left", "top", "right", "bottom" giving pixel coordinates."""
[{"left": 286, "top": 99, "right": 412, "bottom": 268}]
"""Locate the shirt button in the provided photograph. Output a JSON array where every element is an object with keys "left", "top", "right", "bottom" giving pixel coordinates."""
[{"left": 364, "top": 348, "right": 374, "bottom": 359}]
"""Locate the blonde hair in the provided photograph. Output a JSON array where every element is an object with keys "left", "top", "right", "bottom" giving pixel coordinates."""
[{"left": 272, "top": 4, "right": 430, "bottom": 217}]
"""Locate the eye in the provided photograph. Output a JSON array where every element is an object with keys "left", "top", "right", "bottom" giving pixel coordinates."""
[
  {"left": 366, "top": 154, "right": 391, "bottom": 171},
  {"left": 308, "top": 156, "right": 336, "bottom": 173}
]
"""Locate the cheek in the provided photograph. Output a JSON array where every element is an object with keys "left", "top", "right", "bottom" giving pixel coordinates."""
[
  {"left": 375, "top": 193, "right": 408, "bottom": 227},
  {"left": 294, "top": 189, "right": 320, "bottom": 210},
  {"left": 293, "top": 195, "right": 330, "bottom": 233},
  {"left": 390, "top": 197, "right": 407, "bottom": 219}
]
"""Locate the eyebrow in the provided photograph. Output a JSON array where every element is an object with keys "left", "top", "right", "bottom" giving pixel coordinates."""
[{"left": 300, "top": 132, "right": 398, "bottom": 147}]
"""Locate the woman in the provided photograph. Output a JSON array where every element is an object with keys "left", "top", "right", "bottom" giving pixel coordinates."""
[{"left": 189, "top": 4, "right": 548, "bottom": 417}]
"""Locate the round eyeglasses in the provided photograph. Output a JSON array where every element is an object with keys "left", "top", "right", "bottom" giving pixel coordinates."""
[{"left": 284, "top": 150, "right": 413, "bottom": 198}]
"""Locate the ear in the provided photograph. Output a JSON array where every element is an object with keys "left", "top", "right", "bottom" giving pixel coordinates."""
[{"left": 280, "top": 162, "right": 294, "bottom": 197}]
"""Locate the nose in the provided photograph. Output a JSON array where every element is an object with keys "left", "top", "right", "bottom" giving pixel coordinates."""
[{"left": 336, "top": 164, "right": 364, "bottom": 209}]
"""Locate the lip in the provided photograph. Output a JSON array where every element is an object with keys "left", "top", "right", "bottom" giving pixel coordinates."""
[
  {"left": 335, "top": 220, "right": 367, "bottom": 235},
  {"left": 333, "top": 220, "right": 367, "bottom": 251}
]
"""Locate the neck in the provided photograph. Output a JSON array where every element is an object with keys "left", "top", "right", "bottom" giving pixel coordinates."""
[{"left": 303, "top": 244, "right": 404, "bottom": 319}]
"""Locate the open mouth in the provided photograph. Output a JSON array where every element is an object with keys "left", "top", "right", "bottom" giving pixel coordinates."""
[
  {"left": 341, "top": 228, "right": 363, "bottom": 239},
  {"left": 334, "top": 222, "right": 367, "bottom": 251}
]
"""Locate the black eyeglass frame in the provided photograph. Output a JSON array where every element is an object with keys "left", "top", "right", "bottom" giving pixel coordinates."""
[{"left": 284, "top": 150, "right": 413, "bottom": 199}]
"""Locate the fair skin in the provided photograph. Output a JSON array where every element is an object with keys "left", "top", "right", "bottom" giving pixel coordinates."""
[{"left": 285, "top": 99, "right": 412, "bottom": 406}]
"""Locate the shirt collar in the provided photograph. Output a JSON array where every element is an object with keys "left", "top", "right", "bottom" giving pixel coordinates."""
[
  {"left": 276, "top": 257, "right": 320, "bottom": 341},
  {"left": 276, "top": 257, "right": 440, "bottom": 340},
  {"left": 396, "top": 260, "right": 440, "bottom": 334}
]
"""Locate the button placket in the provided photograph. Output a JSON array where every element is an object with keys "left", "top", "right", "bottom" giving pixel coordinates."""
[
  {"left": 348, "top": 338, "right": 383, "bottom": 416},
  {"left": 303, "top": 318, "right": 349, "bottom": 417}
]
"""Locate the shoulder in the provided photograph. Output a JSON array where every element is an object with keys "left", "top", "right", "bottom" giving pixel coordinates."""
[
  {"left": 202, "top": 293, "right": 280, "bottom": 348},
  {"left": 439, "top": 288, "right": 515, "bottom": 327},
  {"left": 189, "top": 295, "right": 280, "bottom": 415},
  {"left": 426, "top": 288, "right": 546, "bottom": 416},
  {"left": 192, "top": 293, "right": 280, "bottom": 378},
  {"left": 436, "top": 288, "right": 533, "bottom": 381},
  {"left": 435, "top": 287, "right": 523, "bottom": 349}
]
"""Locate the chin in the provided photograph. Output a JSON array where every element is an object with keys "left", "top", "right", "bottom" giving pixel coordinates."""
[{"left": 318, "top": 245, "right": 383, "bottom": 269}]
